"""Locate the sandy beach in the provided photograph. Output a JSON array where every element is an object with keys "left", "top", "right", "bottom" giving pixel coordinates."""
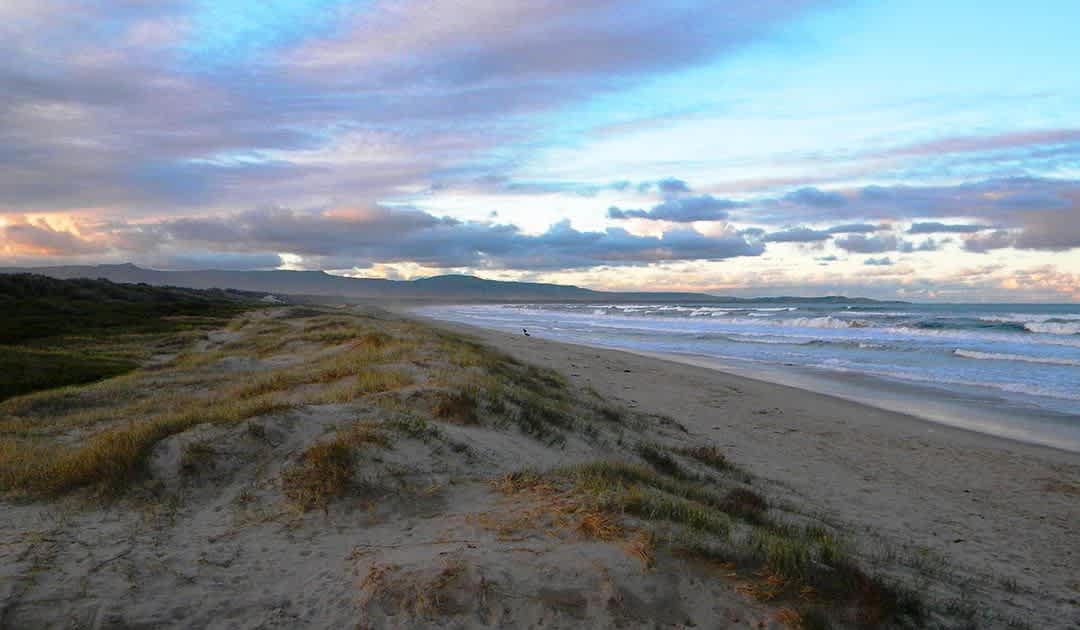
[{"left": 419, "top": 315, "right": 1080, "bottom": 627}]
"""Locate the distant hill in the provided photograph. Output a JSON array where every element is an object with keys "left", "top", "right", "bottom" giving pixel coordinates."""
[{"left": 0, "top": 263, "right": 904, "bottom": 304}]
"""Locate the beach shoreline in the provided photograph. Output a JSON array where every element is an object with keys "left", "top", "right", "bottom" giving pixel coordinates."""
[
  {"left": 409, "top": 311, "right": 1080, "bottom": 625},
  {"left": 409, "top": 310, "right": 1080, "bottom": 459},
  {"left": 631, "top": 349, "right": 1080, "bottom": 455}
]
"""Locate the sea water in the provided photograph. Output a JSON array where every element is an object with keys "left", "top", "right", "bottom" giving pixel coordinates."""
[{"left": 416, "top": 302, "right": 1080, "bottom": 452}]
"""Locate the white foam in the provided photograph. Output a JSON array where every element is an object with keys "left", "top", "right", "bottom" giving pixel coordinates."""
[
  {"left": 1025, "top": 321, "right": 1080, "bottom": 335},
  {"left": 980, "top": 313, "right": 1080, "bottom": 324},
  {"left": 780, "top": 316, "right": 861, "bottom": 329},
  {"left": 953, "top": 349, "right": 1080, "bottom": 367}
]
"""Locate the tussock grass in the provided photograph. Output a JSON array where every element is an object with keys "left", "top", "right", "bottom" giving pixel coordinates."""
[
  {"left": 0, "top": 394, "right": 291, "bottom": 496},
  {"left": 577, "top": 510, "right": 624, "bottom": 540},
  {"left": 180, "top": 440, "right": 215, "bottom": 475},
  {"left": 622, "top": 485, "right": 731, "bottom": 537},
  {"left": 721, "top": 488, "right": 768, "bottom": 523},
  {"left": 386, "top": 415, "right": 443, "bottom": 442},
  {"left": 751, "top": 530, "right": 812, "bottom": 579},
  {"left": 432, "top": 389, "right": 479, "bottom": 424},
  {"left": 676, "top": 444, "right": 753, "bottom": 483},
  {"left": 282, "top": 440, "right": 354, "bottom": 511},
  {"left": 636, "top": 442, "right": 691, "bottom": 479},
  {"left": 339, "top": 420, "right": 391, "bottom": 448},
  {"left": 546, "top": 450, "right": 925, "bottom": 628},
  {"left": 676, "top": 444, "right": 731, "bottom": 471}
]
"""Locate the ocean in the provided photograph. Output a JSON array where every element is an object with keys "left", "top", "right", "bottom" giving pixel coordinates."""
[{"left": 416, "top": 301, "right": 1080, "bottom": 452}]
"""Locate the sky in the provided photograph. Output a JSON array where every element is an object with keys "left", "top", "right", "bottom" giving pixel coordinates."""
[{"left": 1, "top": 0, "right": 1079, "bottom": 301}]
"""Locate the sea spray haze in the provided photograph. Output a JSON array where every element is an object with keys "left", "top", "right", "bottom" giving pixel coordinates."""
[{"left": 419, "top": 302, "right": 1080, "bottom": 451}]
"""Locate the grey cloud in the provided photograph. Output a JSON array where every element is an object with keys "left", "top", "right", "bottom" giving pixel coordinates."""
[
  {"left": 908, "top": 222, "right": 987, "bottom": 234},
  {"left": 123, "top": 206, "right": 767, "bottom": 271},
  {"left": 963, "top": 231, "right": 1016, "bottom": 253},
  {"left": 657, "top": 177, "right": 691, "bottom": 196},
  {"left": 899, "top": 238, "right": 941, "bottom": 253},
  {"left": 763, "top": 227, "right": 831, "bottom": 243},
  {"left": 607, "top": 195, "right": 739, "bottom": 222},
  {"left": 1012, "top": 211, "right": 1080, "bottom": 251},
  {"left": 863, "top": 257, "right": 893, "bottom": 266},
  {"left": 761, "top": 222, "right": 882, "bottom": 243},
  {"left": 782, "top": 187, "right": 848, "bottom": 208},
  {"left": 834, "top": 234, "right": 899, "bottom": 253},
  {"left": 827, "top": 223, "right": 880, "bottom": 234},
  {"left": 756, "top": 178, "right": 1079, "bottom": 253}
]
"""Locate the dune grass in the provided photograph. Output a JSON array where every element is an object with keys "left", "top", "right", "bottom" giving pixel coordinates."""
[
  {"left": 282, "top": 440, "right": 355, "bottom": 511},
  {"left": 0, "top": 394, "right": 292, "bottom": 496},
  {"left": 510, "top": 442, "right": 926, "bottom": 628},
  {"left": 0, "top": 306, "right": 425, "bottom": 497},
  {"left": 0, "top": 274, "right": 255, "bottom": 401}
]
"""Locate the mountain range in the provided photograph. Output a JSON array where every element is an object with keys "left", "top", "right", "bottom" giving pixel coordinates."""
[{"left": 0, "top": 264, "right": 902, "bottom": 304}]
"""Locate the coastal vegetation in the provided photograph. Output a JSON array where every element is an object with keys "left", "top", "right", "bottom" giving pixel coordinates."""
[
  {"left": 0, "top": 276, "right": 1032, "bottom": 628},
  {"left": 0, "top": 274, "right": 254, "bottom": 401}
]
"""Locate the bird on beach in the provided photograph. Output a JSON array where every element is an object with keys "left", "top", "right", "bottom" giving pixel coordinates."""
[{"left": 523, "top": 328, "right": 530, "bottom": 336}]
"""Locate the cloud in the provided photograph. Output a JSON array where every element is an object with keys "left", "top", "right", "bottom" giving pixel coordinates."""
[
  {"left": 908, "top": 222, "right": 987, "bottom": 234},
  {"left": 0, "top": 1, "right": 828, "bottom": 213},
  {"left": 963, "top": 230, "right": 1016, "bottom": 253},
  {"left": 657, "top": 177, "right": 691, "bottom": 196},
  {"left": 753, "top": 178, "right": 1079, "bottom": 252},
  {"left": 863, "top": 256, "right": 893, "bottom": 266},
  {"left": 760, "top": 222, "right": 885, "bottom": 243},
  {"left": 289, "top": 1, "right": 821, "bottom": 84},
  {"left": 762, "top": 227, "right": 831, "bottom": 243},
  {"left": 27, "top": 205, "right": 765, "bottom": 271},
  {"left": 833, "top": 234, "right": 899, "bottom": 253},
  {"left": 827, "top": 223, "right": 881, "bottom": 234},
  {"left": 874, "top": 128, "right": 1080, "bottom": 159},
  {"left": 782, "top": 187, "right": 848, "bottom": 208},
  {"left": 607, "top": 195, "right": 740, "bottom": 222},
  {"left": 1, "top": 219, "right": 106, "bottom": 256}
]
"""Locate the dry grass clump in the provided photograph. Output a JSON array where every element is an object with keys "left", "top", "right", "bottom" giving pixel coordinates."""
[
  {"left": 282, "top": 440, "right": 354, "bottom": 511},
  {"left": 358, "top": 560, "right": 480, "bottom": 619},
  {"left": 179, "top": 440, "right": 215, "bottom": 475},
  {"left": 385, "top": 414, "right": 443, "bottom": 443},
  {"left": 233, "top": 358, "right": 414, "bottom": 405},
  {"left": 350, "top": 331, "right": 392, "bottom": 350},
  {"left": 577, "top": 510, "right": 624, "bottom": 540},
  {"left": 493, "top": 470, "right": 553, "bottom": 495},
  {"left": 0, "top": 394, "right": 290, "bottom": 496},
  {"left": 676, "top": 444, "right": 731, "bottom": 471},
  {"left": 235, "top": 371, "right": 299, "bottom": 399},
  {"left": 432, "top": 389, "right": 479, "bottom": 424},
  {"left": 339, "top": 420, "right": 391, "bottom": 448},
  {"left": 721, "top": 488, "right": 769, "bottom": 523},
  {"left": 623, "top": 529, "right": 656, "bottom": 570},
  {"left": 636, "top": 442, "right": 691, "bottom": 479},
  {"left": 676, "top": 443, "right": 753, "bottom": 483},
  {"left": 545, "top": 448, "right": 925, "bottom": 628},
  {"left": 354, "top": 368, "right": 414, "bottom": 395}
]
